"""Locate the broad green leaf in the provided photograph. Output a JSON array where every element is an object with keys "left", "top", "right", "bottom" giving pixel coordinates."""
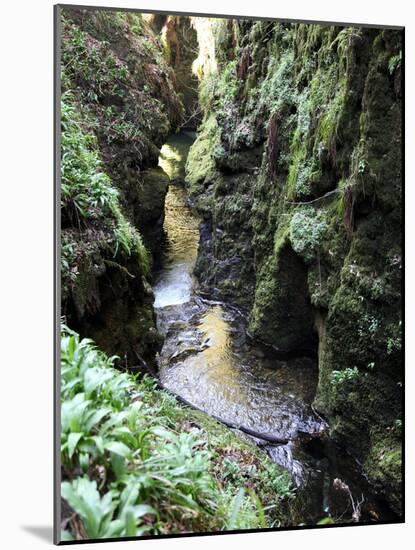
[
  {"left": 79, "top": 452, "right": 89, "bottom": 473},
  {"left": 170, "top": 492, "right": 200, "bottom": 511},
  {"left": 61, "top": 478, "right": 118, "bottom": 539},
  {"left": 110, "top": 452, "right": 126, "bottom": 482},
  {"left": 61, "top": 478, "right": 100, "bottom": 538},
  {"left": 85, "top": 407, "right": 110, "bottom": 432},
  {"left": 133, "top": 504, "right": 157, "bottom": 519},
  {"left": 119, "top": 481, "right": 139, "bottom": 515},
  {"left": 103, "top": 519, "right": 123, "bottom": 538},
  {"left": 68, "top": 432, "right": 83, "bottom": 459},
  {"left": 104, "top": 440, "right": 132, "bottom": 459},
  {"left": 248, "top": 489, "right": 266, "bottom": 529},
  {"left": 91, "top": 435, "right": 104, "bottom": 454},
  {"left": 124, "top": 507, "right": 137, "bottom": 536},
  {"left": 67, "top": 336, "right": 76, "bottom": 359}
]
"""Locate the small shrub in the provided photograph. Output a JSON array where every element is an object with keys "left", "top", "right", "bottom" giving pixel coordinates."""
[
  {"left": 331, "top": 366, "right": 360, "bottom": 386},
  {"left": 289, "top": 207, "right": 328, "bottom": 262}
]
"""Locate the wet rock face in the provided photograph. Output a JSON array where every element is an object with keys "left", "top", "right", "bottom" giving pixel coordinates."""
[
  {"left": 187, "top": 21, "right": 402, "bottom": 512},
  {"left": 148, "top": 15, "right": 200, "bottom": 128},
  {"left": 67, "top": 253, "right": 163, "bottom": 366},
  {"left": 250, "top": 242, "right": 317, "bottom": 352},
  {"left": 194, "top": 172, "right": 256, "bottom": 308},
  {"left": 133, "top": 168, "right": 169, "bottom": 254},
  {"left": 168, "top": 17, "right": 200, "bottom": 129}
]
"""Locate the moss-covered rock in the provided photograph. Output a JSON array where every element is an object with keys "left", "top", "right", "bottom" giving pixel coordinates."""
[
  {"left": 60, "top": 7, "right": 183, "bottom": 366},
  {"left": 186, "top": 113, "right": 220, "bottom": 198},
  {"left": 187, "top": 20, "right": 402, "bottom": 512},
  {"left": 132, "top": 167, "right": 169, "bottom": 253},
  {"left": 160, "top": 16, "right": 200, "bottom": 128}
]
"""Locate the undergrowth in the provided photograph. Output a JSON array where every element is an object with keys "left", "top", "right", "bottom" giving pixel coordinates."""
[
  {"left": 60, "top": 326, "right": 294, "bottom": 541},
  {"left": 61, "top": 10, "right": 183, "bottom": 176},
  {"left": 60, "top": 92, "right": 150, "bottom": 289}
]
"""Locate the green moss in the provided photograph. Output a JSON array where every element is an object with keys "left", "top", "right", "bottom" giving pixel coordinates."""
[
  {"left": 217, "top": 60, "right": 238, "bottom": 106},
  {"left": 188, "top": 20, "right": 402, "bottom": 513},
  {"left": 364, "top": 430, "right": 402, "bottom": 514},
  {"left": 185, "top": 114, "right": 220, "bottom": 195},
  {"left": 60, "top": 8, "right": 185, "bottom": 365},
  {"left": 286, "top": 148, "right": 303, "bottom": 197},
  {"left": 289, "top": 207, "right": 328, "bottom": 263},
  {"left": 61, "top": 8, "right": 183, "bottom": 190},
  {"left": 318, "top": 82, "right": 347, "bottom": 152}
]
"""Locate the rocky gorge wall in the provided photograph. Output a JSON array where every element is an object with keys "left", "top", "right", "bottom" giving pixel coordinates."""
[
  {"left": 186, "top": 20, "right": 403, "bottom": 512},
  {"left": 60, "top": 8, "right": 183, "bottom": 366}
]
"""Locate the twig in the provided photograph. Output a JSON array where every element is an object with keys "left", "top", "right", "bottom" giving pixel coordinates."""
[
  {"left": 103, "top": 259, "right": 136, "bottom": 278},
  {"left": 134, "top": 350, "right": 158, "bottom": 378},
  {"left": 333, "top": 478, "right": 365, "bottom": 522},
  {"left": 285, "top": 189, "right": 340, "bottom": 206}
]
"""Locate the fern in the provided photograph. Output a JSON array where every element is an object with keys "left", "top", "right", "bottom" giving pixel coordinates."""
[{"left": 61, "top": 92, "right": 150, "bottom": 273}]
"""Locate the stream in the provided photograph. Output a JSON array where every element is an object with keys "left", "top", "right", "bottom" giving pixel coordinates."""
[{"left": 153, "top": 131, "right": 396, "bottom": 526}]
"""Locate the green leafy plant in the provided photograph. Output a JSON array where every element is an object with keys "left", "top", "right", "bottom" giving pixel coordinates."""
[
  {"left": 61, "top": 95, "right": 117, "bottom": 224},
  {"left": 331, "top": 366, "right": 360, "bottom": 386},
  {"left": 61, "top": 477, "right": 155, "bottom": 538},
  {"left": 388, "top": 51, "right": 402, "bottom": 75},
  {"left": 223, "top": 457, "right": 241, "bottom": 481},
  {"left": 289, "top": 207, "right": 328, "bottom": 262},
  {"left": 60, "top": 326, "right": 289, "bottom": 539},
  {"left": 60, "top": 92, "right": 150, "bottom": 274}
]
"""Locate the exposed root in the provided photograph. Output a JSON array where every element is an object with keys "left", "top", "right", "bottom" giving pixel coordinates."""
[{"left": 333, "top": 478, "right": 365, "bottom": 522}]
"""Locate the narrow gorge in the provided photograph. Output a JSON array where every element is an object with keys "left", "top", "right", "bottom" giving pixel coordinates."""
[{"left": 59, "top": 7, "right": 403, "bottom": 541}]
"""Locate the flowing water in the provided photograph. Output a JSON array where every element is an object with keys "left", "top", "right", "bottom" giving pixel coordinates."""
[{"left": 153, "top": 131, "right": 397, "bottom": 526}]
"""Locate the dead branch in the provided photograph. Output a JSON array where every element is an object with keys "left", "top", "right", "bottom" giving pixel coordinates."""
[{"left": 285, "top": 188, "right": 340, "bottom": 206}]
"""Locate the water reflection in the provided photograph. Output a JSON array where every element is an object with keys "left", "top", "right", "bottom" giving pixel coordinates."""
[
  {"left": 162, "top": 304, "right": 247, "bottom": 415},
  {"left": 154, "top": 131, "right": 321, "bottom": 443},
  {"left": 158, "top": 299, "right": 321, "bottom": 440},
  {"left": 153, "top": 134, "right": 199, "bottom": 308}
]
